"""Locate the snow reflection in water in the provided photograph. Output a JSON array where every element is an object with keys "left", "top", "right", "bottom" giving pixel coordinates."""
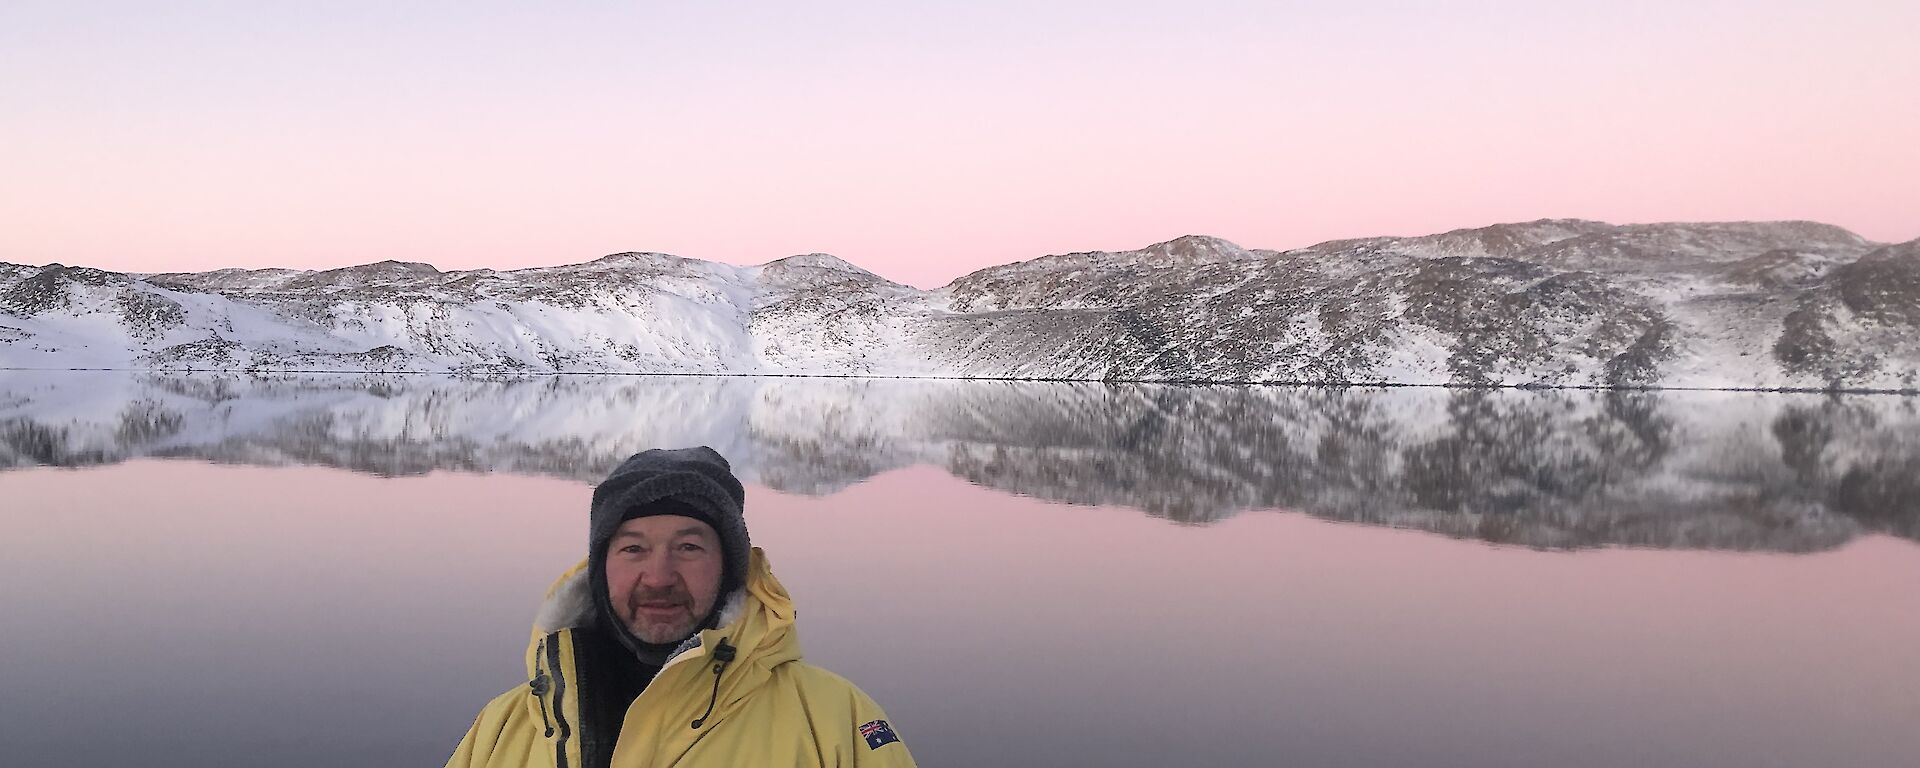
[{"left": 3, "top": 371, "right": 1917, "bottom": 550}]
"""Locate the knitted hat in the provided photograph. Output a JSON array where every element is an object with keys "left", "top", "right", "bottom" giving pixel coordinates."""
[{"left": 587, "top": 447, "right": 751, "bottom": 658}]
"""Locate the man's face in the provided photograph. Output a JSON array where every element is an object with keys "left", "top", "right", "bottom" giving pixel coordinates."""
[{"left": 604, "top": 514, "right": 725, "bottom": 645}]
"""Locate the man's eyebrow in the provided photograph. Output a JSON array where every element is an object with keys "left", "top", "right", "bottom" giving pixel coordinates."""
[{"left": 611, "top": 527, "right": 714, "bottom": 541}]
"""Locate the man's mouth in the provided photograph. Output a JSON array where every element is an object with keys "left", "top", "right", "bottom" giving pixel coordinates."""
[{"left": 632, "top": 599, "right": 686, "bottom": 619}]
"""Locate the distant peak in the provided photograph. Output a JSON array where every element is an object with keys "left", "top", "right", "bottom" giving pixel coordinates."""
[
  {"left": 37, "top": 263, "right": 122, "bottom": 278},
  {"left": 1155, "top": 234, "right": 1242, "bottom": 249},
  {"left": 1638, "top": 220, "right": 1868, "bottom": 243},
  {"left": 1133, "top": 235, "right": 1252, "bottom": 263},
  {"left": 354, "top": 260, "right": 441, "bottom": 273},
  {"left": 960, "top": 235, "right": 1251, "bottom": 277},
  {"left": 760, "top": 253, "right": 874, "bottom": 275},
  {"left": 592, "top": 251, "right": 679, "bottom": 263}
]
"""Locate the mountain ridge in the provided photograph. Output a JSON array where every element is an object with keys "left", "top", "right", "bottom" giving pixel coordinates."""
[{"left": 3, "top": 220, "right": 1916, "bottom": 390}]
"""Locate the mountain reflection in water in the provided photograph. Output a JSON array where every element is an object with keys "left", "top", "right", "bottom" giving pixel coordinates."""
[{"left": 2, "top": 370, "right": 1916, "bottom": 552}]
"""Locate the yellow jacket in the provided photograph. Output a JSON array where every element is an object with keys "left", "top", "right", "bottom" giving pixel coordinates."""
[{"left": 448, "top": 548, "right": 917, "bottom": 768}]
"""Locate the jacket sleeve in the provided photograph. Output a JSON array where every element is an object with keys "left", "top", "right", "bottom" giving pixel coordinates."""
[{"left": 836, "top": 680, "right": 918, "bottom": 768}]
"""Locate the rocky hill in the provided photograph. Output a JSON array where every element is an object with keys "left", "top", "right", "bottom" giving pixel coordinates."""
[{"left": 2, "top": 220, "right": 1915, "bottom": 389}]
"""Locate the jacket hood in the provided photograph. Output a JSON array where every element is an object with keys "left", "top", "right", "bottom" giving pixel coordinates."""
[{"left": 525, "top": 546, "right": 801, "bottom": 711}]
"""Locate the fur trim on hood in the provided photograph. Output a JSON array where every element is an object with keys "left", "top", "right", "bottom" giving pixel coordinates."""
[{"left": 535, "top": 566, "right": 746, "bottom": 637}]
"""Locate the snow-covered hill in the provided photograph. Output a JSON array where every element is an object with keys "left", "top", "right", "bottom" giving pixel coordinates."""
[
  {"left": 3, "top": 371, "right": 1914, "bottom": 551},
  {"left": 3, "top": 220, "right": 1916, "bottom": 389}
]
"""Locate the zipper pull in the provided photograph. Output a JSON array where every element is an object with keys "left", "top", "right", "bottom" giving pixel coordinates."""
[
  {"left": 689, "top": 638, "right": 738, "bottom": 729},
  {"left": 531, "top": 638, "right": 556, "bottom": 738}
]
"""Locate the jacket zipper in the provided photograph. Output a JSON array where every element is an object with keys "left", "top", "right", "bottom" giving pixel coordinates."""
[
  {"left": 544, "top": 632, "right": 573, "bottom": 768},
  {"left": 531, "top": 638, "right": 555, "bottom": 738}
]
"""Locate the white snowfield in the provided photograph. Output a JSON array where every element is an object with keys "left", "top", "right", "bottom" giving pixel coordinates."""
[{"left": 1, "top": 220, "right": 1916, "bottom": 390}]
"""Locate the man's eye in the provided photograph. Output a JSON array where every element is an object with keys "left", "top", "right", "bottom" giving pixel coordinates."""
[
  {"left": 619, "top": 544, "right": 643, "bottom": 554},
  {"left": 677, "top": 542, "right": 705, "bottom": 552}
]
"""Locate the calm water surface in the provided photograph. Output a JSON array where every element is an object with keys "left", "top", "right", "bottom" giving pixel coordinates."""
[{"left": 2, "top": 372, "right": 1917, "bottom": 767}]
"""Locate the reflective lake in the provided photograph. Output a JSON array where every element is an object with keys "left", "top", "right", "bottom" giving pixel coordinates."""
[{"left": 2, "top": 372, "right": 1917, "bottom": 767}]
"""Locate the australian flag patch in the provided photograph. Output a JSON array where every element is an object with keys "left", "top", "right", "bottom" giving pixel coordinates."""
[{"left": 859, "top": 719, "right": 900, "bottom": 750}]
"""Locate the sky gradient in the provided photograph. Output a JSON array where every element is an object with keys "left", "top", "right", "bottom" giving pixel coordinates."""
[{"left": 3, "top": 1, "right": 1915, "bottom": 288}]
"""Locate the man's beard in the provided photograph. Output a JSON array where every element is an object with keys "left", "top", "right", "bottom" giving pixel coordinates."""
[{"left": 623, "top": 585, "right": 702, "bottom": 644}]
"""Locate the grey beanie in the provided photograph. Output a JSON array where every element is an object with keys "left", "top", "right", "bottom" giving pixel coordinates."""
[{"left": 587, "top": 447, "right": 751, "bottom": 655}]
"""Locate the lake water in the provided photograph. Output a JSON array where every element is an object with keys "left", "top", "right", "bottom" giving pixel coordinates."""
[{"left": 2, "top": 372, "right": 1917, "bottom": 767}]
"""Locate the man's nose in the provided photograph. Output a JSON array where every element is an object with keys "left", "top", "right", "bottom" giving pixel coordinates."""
[{"left": 635, "top": 551, "right": 677, "bottom": 586}]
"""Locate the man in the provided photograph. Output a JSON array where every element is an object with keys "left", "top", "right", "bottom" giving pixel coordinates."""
[{"left": 448, "top": 447, "right": 916, "bottom": 768}]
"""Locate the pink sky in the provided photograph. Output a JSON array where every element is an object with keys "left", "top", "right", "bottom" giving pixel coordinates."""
[{"left": 2, "top": 1, "right": 1915, "bottom": 288}]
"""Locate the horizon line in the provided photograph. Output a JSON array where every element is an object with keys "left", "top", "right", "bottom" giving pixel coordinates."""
[{"left": 5, "top": 216, "right": 1910, "bottom": 290}]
